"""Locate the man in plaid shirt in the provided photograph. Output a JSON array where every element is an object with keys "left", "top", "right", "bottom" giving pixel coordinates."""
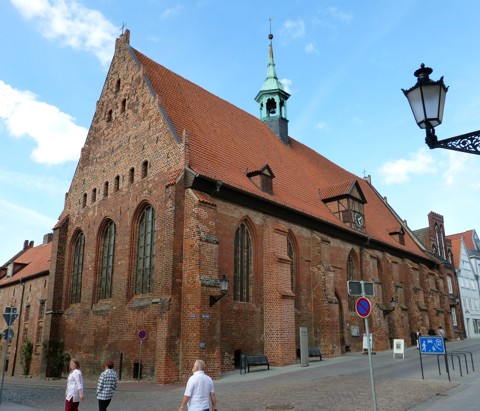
[{"left": 97, "top": 359, "right": 118, "bottom": 411}]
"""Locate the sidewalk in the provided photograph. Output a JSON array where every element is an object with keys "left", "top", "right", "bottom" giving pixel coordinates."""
[{"left": 1, "top": 339, "right": 478, "bottom": 410}]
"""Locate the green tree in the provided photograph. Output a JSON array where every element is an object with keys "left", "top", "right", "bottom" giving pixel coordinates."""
[{"left": 20, "top": 338, "right": 33, "bottom": 375}]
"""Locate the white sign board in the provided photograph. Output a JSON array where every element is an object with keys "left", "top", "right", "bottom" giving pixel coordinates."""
[
  {"left": 393, "top": 339, "right": 405, "bottom": 359},
  {"left": 362, "top": 333, "right": 373, "bottom": 350}
]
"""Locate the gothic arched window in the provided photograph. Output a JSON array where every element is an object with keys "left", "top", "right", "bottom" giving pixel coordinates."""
[
  {"left": 71, "top": 232, "right": 85, "bottom": 304},
  {"left": 98, "top": 221, "right": 116, "bottom": 300},
  {"left": 135, "top": 206, "right": 156, "bottom": 294},
  {"left": 234, "top": 222, "right": 252, "bottom": 302},
  {"left": 347, "top": 251, "right": 357, "bottom": 312}
]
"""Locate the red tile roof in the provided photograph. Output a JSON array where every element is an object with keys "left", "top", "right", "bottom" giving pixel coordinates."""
[
  {"left": 448, "top": 230, "right": 476, "bottom": 250},
  {"left": 131, "top": 46, "right": 428, "bottom": 260},
  {"left": 0, "top": 242, "right": 51, "bottom": 286},
  {"left": 449, "top": 237, "right": 461, "bottom": 269}
]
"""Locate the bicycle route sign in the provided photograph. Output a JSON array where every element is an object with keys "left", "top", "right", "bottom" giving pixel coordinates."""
[{"left": 419, "top": 336, "right": 445, "bottom": 354}]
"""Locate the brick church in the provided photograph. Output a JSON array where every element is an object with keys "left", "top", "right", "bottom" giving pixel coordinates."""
[{"left": 41, "top": 30, "right": 460, "bottom": 383}]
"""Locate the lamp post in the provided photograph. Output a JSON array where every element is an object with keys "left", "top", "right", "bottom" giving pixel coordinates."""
[
  {"left": 403, "top": 64, "right": 480, "bottom": 154},
  {"left": 382, "top": 297, "right": 398, "bottom": 318}
]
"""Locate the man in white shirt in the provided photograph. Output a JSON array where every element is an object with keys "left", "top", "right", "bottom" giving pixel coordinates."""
[
  {"left": 438, "top": 326, "right": 446, "bottom": 341},
  {"left": 179, "top": 359, "right": 217, "bottom": 411}
]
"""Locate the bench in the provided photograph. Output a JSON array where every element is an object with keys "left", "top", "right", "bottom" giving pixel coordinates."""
[
  {"left": 246, "top": 355, "right": 270, "bottom": 372},
  {"left": 308, "top": 347, "right": 322, "bottom": 361}
]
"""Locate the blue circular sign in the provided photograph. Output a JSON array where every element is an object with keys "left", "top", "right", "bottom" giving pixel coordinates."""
[
  {"left": 138, "top": 329, "right": 147, "bottom": 340},
  {"left": 356, "top": 297, "right": 371, "bottom": 318}
]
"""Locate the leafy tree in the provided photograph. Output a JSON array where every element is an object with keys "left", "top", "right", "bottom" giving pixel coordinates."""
[{"left": 20, "top": 338, "right": 33, "bottom": 375}]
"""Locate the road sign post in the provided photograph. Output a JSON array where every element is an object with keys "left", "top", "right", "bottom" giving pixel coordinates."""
[
  {"left": 348, "top": 283, "right": 378, "bottom": 411},
  {"left": 0, "top": 307, "right": 18, "bottom": 404},
  {"left": 418, "top": 336, "right": 449, "bottom": 381},
  {"left": 137, "top": 330, "right": 147, "bottom": 382}
]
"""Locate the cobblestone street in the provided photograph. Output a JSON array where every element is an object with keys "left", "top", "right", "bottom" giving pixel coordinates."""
[{"left": 3, "top": 340, "right": 478, "bottom": 411}]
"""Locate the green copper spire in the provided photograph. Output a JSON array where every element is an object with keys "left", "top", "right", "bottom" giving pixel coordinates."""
[
  {"left": 260, "top": 33, "right": 286, "bottom": 93},
  {"left": 255, "top": 32, "right": 290, "bottom": 143}
]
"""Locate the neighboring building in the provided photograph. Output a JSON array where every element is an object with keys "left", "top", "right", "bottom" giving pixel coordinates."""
[
  {"left": 42, "top": 30, "right": 456, "bottom": 383},
  {"left": 0, "top": 235, "right": 52, "bottom": 376},
  {"left": 447, "top": 230, "right": 480, "bottom": 338},
  {"left": 412, "top": 212, "right": 463, "bottom": 339}
]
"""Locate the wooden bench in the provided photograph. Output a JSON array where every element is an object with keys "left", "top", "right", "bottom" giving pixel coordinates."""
[
  {"left": 308, "top": 347, "right": 322, "bottom": 361},
  {"left": 246, "top": 355, "right": 270, "bottom": 372}
]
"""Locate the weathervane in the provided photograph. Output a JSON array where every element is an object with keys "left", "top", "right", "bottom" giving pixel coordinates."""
[{"left": 121, "top": 21, "right": 127, "bottom": 35}]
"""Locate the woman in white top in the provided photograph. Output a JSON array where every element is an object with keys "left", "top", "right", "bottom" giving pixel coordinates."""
[{"left": 65, "top": 358, "right": 84, "bottom": 411}]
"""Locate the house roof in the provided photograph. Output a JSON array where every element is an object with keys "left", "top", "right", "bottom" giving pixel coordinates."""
[
  {"left": 449, "top": 237, "right": 462, "bottom": 270},
  {"left": 0, "top": 242, "right": 51, "bottom": 286},
  {"left": 448, "top": 230, "right": 479, "bottom": 251},
  {"left": 128, "top": 36, "right": 429, "bottom": 261}
]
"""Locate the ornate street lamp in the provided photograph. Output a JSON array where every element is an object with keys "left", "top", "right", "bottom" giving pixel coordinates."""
[
  {"left": 209, "top": 275, "right": 229, "bottom": 307},
  {"left": 403, "top": 64, "right": 480, "bottom": 154},
  {"left": 382, "top": 297, "right": 398, "bottom": 318}
]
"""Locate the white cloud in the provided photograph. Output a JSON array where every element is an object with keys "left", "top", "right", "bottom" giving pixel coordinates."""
[
  {"left": 326, "top": 7, "right": 353, "bottom": 23},
  {"left": 0, "top": 198, "right": 57, "bottom": 229},
  {"left": 0, "top": 80, "right": 86, "bottom": 165},
  {"left": 283, "top": 19, "right": 306, "bottom": 39},
  {"left": 0, "top": 168, "right": 68, "bottom": 194},
  {"left": 280, "top": 78, "right": 292, "bottom": 94},
  {"left": 161, "top": 5, "right": 184, "bottom": 19},
  {"left": 315, "top": 121, "right": 327, "bottom": 130},
  {"left": 10, "top": 0, "right": 117, "bottom": 66},
  {"left": 378, "top": 150, "right": 437, "bottom": 184},
  {"left": 305, "top": 42, "right": 318, "bottom": 54},
  {"left": 442, "top": 151, "right": 477, "bottom": 186}
]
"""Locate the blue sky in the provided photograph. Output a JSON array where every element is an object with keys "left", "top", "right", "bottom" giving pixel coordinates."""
[{"left": 1, "top": 0, "right": 479, "bottom": 263}]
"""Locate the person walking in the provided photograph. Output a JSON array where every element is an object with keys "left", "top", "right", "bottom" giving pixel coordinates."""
[
  {"left": 438, "top": 326, "right": 446, "bottom": 342},
  {"left": 427, "top": 327, "right": 435, "bottom": 336},
  {"left": 179, "top": 359, "right": 217, "bottom": 411},
  {"left": 415, "top": 329, "right": 421, "bottom": 348},
  {"left": 97, "top": 359, "right": 118, "bottom": 411},
  {"left": 65, "top": 358, "right": 84, "bottom": 411}
]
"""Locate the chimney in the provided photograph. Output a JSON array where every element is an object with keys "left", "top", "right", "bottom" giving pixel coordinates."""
[{"left": 43, "top": 233, "right": 53, "bottom": 244}]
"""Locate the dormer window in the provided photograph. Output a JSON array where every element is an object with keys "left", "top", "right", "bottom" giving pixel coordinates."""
[
  {"left": 246, "top": 165, "right": 275, "bottom": 195},
  {"left": 388, "top": 226, "right": 406, "bottom": 245},
  {"left": 320, "top": 180, "right": 367, "bottom": 232}
]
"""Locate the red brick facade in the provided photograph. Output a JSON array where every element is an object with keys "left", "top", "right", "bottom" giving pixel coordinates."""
[{"left": 33, "top": 30, "right": 461, "bottom": 383}]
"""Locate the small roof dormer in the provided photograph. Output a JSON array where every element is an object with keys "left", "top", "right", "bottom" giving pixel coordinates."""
[{"left": 247, "top": 164, "right": 275, "bottom": 195}]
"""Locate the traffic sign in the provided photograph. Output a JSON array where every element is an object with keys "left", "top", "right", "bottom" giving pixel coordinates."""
[
  {"left": 348, "top": 281, "right": 375, "bottom": 297},
  {"left": 2, "top": 312, "right": 18, "bottom": 327},
  {"left": 138, "top": 329, "right": 147, "bottom": 340},
  {"left": 1, "top": 329, "right": 14, "bottom": 341},
  {"left": 356, "top": 297, "right": 371, "bottom": 318},
  {"left": 419, "top": 336, "right": 445, "bottom": 354}
]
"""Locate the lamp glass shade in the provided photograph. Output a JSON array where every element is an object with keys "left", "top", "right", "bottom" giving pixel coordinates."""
[
  {"left": 219, "top": 275, "right": 229, "bottom": 293},
  {"left": 405, "top": 82, "right": 447, "bottom": 129}
]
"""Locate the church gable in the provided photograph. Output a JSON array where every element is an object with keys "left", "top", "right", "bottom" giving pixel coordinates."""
[{"left": 66, "top": 30, "right": 184, "bottom": 216}]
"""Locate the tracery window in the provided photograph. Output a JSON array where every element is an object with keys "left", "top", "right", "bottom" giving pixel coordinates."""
[
  {"left": 234, "top": 223, "right": 253, "bottom": 302},
  {"left": 71, "top": 232, "right": 85, "bottom": 304},
  {"left": 134, "top": 206, "right": 156, "bottom": 294},
  {"left": 347, "top": 251, "right": 357, "bottom": 312},
  {"left": 98, "top": 221, "right": 116, "bottom": 300}
]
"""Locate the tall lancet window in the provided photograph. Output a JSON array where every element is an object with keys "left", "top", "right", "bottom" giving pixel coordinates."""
[
  {"left": 234, "top": 222, "right": 253, "bottom": 302},
  {"left": 71, "top": 232, "right": 85, "bottom": 304},
  {"left": 98, "top": 221, "right": 116, "bottom": 300},
  {"left": 135, "top": 206, "right": 156, "bottom": 294}
]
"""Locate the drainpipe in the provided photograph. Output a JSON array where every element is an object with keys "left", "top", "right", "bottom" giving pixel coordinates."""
[{"left": 11, "top": 280, "right": 25, "bottom": 376}]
